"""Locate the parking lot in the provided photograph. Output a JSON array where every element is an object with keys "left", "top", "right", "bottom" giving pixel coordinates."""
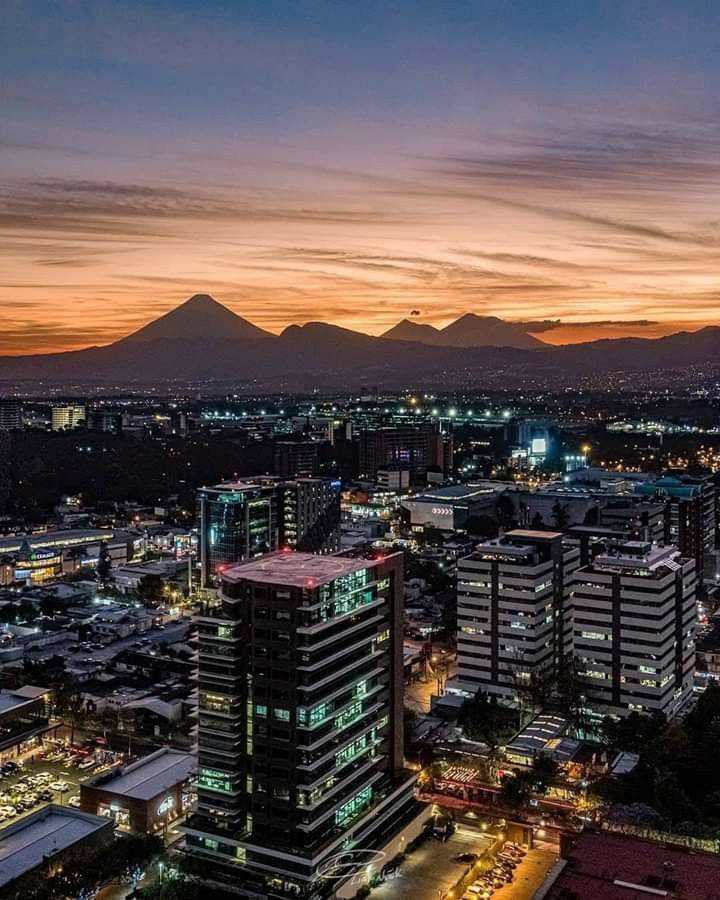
[
  {"left": 372, "top": 827, "right": 494, "bottom": 900},
  {"left": 0, "top": 740, "right": 122, "bottom": 827}
]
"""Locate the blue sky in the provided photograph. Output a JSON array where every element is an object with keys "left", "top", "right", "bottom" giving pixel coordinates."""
[{"left": 1, "top": 0, "right": 719, "bottom": 350}]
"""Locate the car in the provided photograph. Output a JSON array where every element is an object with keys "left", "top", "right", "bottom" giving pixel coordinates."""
[
  {"left": 49, "top": 781, "right": 70, "bottom": 792},
  {"left": 454, "top": 853, "right": 479, "bottom": 863},
  {"left": 67, "top": 795, "right": 81, "bottom": 808},
  {"left": 39, "top": 790, "right": 53, "bottom": 801}
]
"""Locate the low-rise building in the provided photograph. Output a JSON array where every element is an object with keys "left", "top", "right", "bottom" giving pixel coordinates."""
[
  {"left": 80, "top": 747, "right": 195, "bottom": 833},
  {"left": 0, "top": 805, "right": 113, "bottom": 895}
]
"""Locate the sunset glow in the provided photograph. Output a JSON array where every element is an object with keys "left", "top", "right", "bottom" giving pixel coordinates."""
[{"left": 2, "top": 1, "right": 719, "bottom": 354}]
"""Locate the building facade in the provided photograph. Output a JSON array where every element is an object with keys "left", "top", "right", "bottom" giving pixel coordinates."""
[
  {"left": 273, "top": 440, "right": 319, "bottom": 478},
  {"left": 447, "top": 530, "right": 581, "bottom": 703},
  {"left": 197, "top": 478, "right": 341, "bottom": 588},
  {"left": 569, "top": 541, "right": 696, "bottom": 717},
  {"left": 51, "top": 404, "right": 86, "bottom": 431},
  {"left": 0, "top": 399, "right": 22, "bottom": 431},
  {"left": 636, "top": 473, "right": 717, "bottom": 580},
  {"left": 357, "top": 423, "right": 451, "bottom": 481},
  {"left": 186, "top": 551, "right": 418, "bottom": 896}
]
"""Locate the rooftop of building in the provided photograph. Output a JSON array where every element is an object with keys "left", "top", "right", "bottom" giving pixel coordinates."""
[
  {"left": 590, "top": 541, "right": 684, "bottom": 574},
  {"left": 410, "top": 484, "right": 495, "bottom": 501},
  {"left": 546, "top": 830, "right": 720, "bottom": 900},
  {"left": 0, "top": 805, "right": 110, "bottom": 887},
  {"left": 505, "top": 713, "right": 568, "bottom": 760},
  {"left": 505, "top": 528, "right": 564, "bottom": 541},
  {"left": 221, "top": 550, "right": 386, "bottom": 588},
  {"left": 84, "top": 748, "right": 194, "bottom": 801},
  {"left": 0, "top": 685, "right": 50, "bottom": 717},
  {"left": 0, "top": 528, "right": 117, "bottom": 554}
]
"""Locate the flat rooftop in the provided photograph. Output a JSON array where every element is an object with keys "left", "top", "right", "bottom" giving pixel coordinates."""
[
  {"left": 88, "top": 749, "right": 194, "bottom": 801},
  {"left": 413, "top": 485, "right": 493, "bottom": 501},
  {"left": 546, "top": 830, "right": 720, "bottom": 900},
  {"left": 0, "top": 528, "right": 115, "bottom": 555},
  {"left": 0, "top": 686, "right": 49, "bottom": 717},
  {"left": 222, "top": 551, "right": 378, "bottom": 588},
  {"left": 505, "top": 529, "right": 564, "bottom": 541},
  {"left": 0, "top": 806, "right": 109, "bottom": 887}
]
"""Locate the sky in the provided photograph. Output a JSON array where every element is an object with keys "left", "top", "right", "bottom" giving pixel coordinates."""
[{"left": 1, "top": 0, "right": 720, "bottom": 353}]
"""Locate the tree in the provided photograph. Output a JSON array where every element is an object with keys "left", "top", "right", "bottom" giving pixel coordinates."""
[
  {"left": 496, "top": 493, "right": 516, "bottom": 530},
  {"left": 530, "top": 753, "right": 559, "bottom": 794},
  {"left": 96, "top": 541, "right": 112, "bottom": 586},
  {"left": 137, "top": 573, "right": 165, "bottom": 607},
  {"left": 54, "top": 682, "right": 87, "bottom": 744},
  {"left": 499, "top": 772, "right": 532, "bottom": 808},
  {"left": 551, "top": 501, "right": 570, "bottom": 531},
  {"left": 464, "top": 514, "right": 498, "bottom": 539}
]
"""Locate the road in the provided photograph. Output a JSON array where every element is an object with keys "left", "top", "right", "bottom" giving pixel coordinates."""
[{"left": 405, "top": 656, "right": 457, "bottom": 714}]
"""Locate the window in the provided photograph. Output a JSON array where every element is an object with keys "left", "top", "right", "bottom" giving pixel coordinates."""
[
  {"left": 335, "top": 786, "right": 373, "bottom": 828},
  {"left": 255, "top": 704, "right": 267, "bottom": 717},
  {"left": 274, "top": 708, "right": 290, "bottom": 722},
  {"left": 334, "top": 701, "right": 363, "bottom": 730},
  {"left": 336, "top": 734, "right": 371, "bottom": 767},
  {"left": 198, "top": 768, "right": 234, "bottom": 795}
]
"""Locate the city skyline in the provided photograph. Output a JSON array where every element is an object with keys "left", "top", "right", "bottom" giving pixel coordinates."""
[{"left": 3, "top": 1, "right": 720, "bottom": 353}]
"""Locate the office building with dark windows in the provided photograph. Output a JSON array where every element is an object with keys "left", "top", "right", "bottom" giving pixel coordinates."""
[
  {"left": 197, "top": 478, "right": 341, "bottom": 588},
  {"left": 186, "top": 550, "right": 422, "bottom": 897},
  {"left": 0, "top": 398, "right": 23, "bottom": 431},
  {"left": 636, "top": 473, "right": 717, "bottom": 580},
  {"left": 357, "top": 422, "right": 452, "bottom": 481}
]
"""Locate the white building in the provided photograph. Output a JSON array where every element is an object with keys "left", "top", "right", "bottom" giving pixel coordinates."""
[
  {"left": 446, "top": 530, "right": 580, "bottom": 703},
  {"left": 51, "top": 404, "right": 86, "bottom": 431},
  {"left": 569, "top": 541, "right": 696, "bottom": 717}
]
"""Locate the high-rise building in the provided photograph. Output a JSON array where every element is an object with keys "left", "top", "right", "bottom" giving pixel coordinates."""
[
  {"left": 279, "top": 477, "right": 341, "bottom": 554},
  {"left": 357, "top": 423, "right": 450, "bottom": 481},
  {"left": 197, "top": 478, "right": 341, "bottom": 588},
  {"left": 446, "top": 530, "right": 580, "bottom": 703},
  {"left": 599, "top": 499, "right": 666, "bottom": 545},
  {"left": 569, "top": 541, "right": 696, "bottom": 717},
  {"left": 51, "top": 404, "right": 86, "bottom": 431},
  {"left": 187, "top": 551, "right": 419, "bottom": 895},
  {"left": 274, "top": 440, "right": 319, "bottom": 478},
  {"left": 0, "top": 399, "right": 23, "bottom": 431},
  {"left": 87, "top": 410, "right": 123, "bottom": 434},
  {"left": 636, "top": 473, "right": 717, "bottom": 580}
]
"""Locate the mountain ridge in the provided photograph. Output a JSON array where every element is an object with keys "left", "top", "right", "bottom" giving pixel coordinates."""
[
  {"left": 0, "top": 294, "right": 716, "bottom": 388},
  {"left": 381, "top": 313, "right": 545, "bottom": 349}
]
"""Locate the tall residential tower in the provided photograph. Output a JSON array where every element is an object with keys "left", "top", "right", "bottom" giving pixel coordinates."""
[{"left": 186, "top": 551, "right": 420, "bottom": 896}]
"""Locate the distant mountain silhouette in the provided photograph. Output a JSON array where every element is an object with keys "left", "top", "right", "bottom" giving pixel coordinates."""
[
  {"left": 382, "top": 313, "right": 545, "bottom": 349},
  {"left": 382, "top": 319, "right": 446, "bottom": 344},
  {"left": 123, "top": 293, "right": 271, "bottom": 343},
  {"left": 0, "top": 294, "right": 716, "bottom": 389}
]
